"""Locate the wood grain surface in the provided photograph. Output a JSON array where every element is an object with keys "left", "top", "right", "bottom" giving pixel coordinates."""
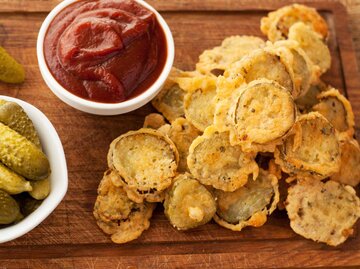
[{"left": 0, "top": 0, "right": 360, "bottom": 268}]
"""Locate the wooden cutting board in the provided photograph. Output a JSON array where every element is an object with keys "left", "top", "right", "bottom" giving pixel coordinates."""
[{"left": 0, "top": 0, "right": 360, "bottom": 268}]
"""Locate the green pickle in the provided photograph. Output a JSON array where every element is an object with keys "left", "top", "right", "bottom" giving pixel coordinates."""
[
  {"left": 0, "top": 100, "right": 41, "bottom": 148},
  {"left": 15, "top": 193, "right": 42, "bottom": 216},
  {"left": 0, "top": 162, "right": 32, "bottom": 194},
  {"left": 0, "top": 122, "right": 50, "bottom": 180},
  {"left": 29, "top": 177, "right": 50, "bottom": 200},
  {"left": 164, "top": 173, "right": 216, "bottom": 230},
  {"left": 13, "top": 211, "right": 24, "bottom": 224},
  {"left": 0, "top": 47, "right": 25, "bottom": 84},
  {"left": 0, "top": 190, "right": 20, "bottom": 224}
]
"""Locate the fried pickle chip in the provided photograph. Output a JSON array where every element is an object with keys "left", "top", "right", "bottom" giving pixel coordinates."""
[
  {"left": 213, "top": 75, "right": 242, "bottom": 133},
  {"left": 157, "top": 123, "right": 171, "bottom": 135},
  {"left": 312, "top": 88, "right": 355, "bottom": 139},
  {"left": 271, "top": 40, "right": 314, "bottom": 98},
  {"left": 288, "top": 22, "right": 331, "bottom": 75},
  {"left": 94, "top": 170, "right": 134, "bottom": 222},
  {"left": 95, "top": 204, "right": 155, "bottom": 244},
  {"left": 143, "top": 113, "right": 166, "bottom": 129},
  {"left": 232, "top": 79, "right": 295, "bottom": 152},
  {"left": 166, "top": 118, "right": 201, "bottom": 172},
  {"left": 108, "top": 128, "right": 179, "bottom": 192},
  {"left": 164, "top": 173, "right": 216, "bottom": 230},
  {"left": 110, "top": 169, "right": 166, "bottom": 203},
  {"left": 295, "top": 80, "right": 328, "bottom": 112},
  {"left": 225, "top": 48, "right": 295, "bottom": 96},
  {"left": 286, "top": 179, "right": 360, "bottom": 246},
  {"left": 260, "top": 4, "right": 328, "bottom": 42},
  {"left": 330, "top": 139, "right": 360, "bottom": 187},
  {"left": 275, "top": 112, "right": 340, "bottom": 180},
  {"left": 180, "top": 76, "right": 217, "bottom": 131},
  {"left": 214, "top": 169, "right": 279, "bottom": 231},
  {"left": 152, "top": 68, "right": 196, "bottom": 122},
  {"left": 93, "top": 171, "right": 156, "bottom": 244},
  {"left": 96, "top": 204, "right": 155, "bottom": 244},
  {"left": 187, "top": 125, "right": 259, "bottom": 191},
  {"left": 196, "top": 36, "right": 265, "bottom": 76}
]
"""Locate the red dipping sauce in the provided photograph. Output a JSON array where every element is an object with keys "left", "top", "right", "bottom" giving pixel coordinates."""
[{"left": 44, "top": 0, "right": 167, "bottom": 103}]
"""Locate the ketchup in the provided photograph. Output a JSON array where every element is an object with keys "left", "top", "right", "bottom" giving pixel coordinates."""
[{"left": 44, "top": 0, "right": 167, "bottom": 103}]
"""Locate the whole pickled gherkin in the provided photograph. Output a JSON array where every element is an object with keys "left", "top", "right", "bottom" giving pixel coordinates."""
[
  {"left": 0, "top": 47, "right": 25, "bottom": 84},
  {"left": 0, "top": 162, "right": 32, "bottom": 194},
  {"left": 0, "top": 122, "right": 50, "bottom": 180},
  {"left": 0, "top": 100, "right": 41, "bottom": 148},
  {"left": 0, "top": 190, "right": 20, "bottom": 224},
  {"left": 15, "top": 193, "right": 42, "bottom": 217},
  {"left": 29, "top": 177, "right": 50, "bottom": 200}
]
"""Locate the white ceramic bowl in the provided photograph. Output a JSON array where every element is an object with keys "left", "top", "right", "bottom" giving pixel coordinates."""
[
  {"left": 0, "top": 96, "right": 68, "bottom": 244},
  {"left": 37, "top": 0, "right": 174, "bottom": 115}
]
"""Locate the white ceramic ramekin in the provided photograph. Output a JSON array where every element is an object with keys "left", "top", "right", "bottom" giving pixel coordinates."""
[
  {"left": 0, "top": 96, "right": 68, "bottom": 243},
  {"left": 37, "top": 0, "right": 174, "bottom": 115}
]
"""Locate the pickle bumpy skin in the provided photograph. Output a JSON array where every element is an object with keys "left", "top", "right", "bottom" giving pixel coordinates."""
[
  {"left": 0, "top": 100, "right": 41, "bottom": 148},
  {"left": 0, "top": 122, "right": 50, "bottom": 180},
  {"left": 0, "top": 190, "right": 20, "bottom": 224},
  {"left": 0, "top": 47, "right": 25, "bottom": 84},
  {"left": 0, "top": 162, "right": 32, "bottom": 195}
]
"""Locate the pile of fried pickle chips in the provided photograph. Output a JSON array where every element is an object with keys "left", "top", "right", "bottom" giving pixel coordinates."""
[{"left": 93, "top": 4, "right": 360, "bottom": 247}]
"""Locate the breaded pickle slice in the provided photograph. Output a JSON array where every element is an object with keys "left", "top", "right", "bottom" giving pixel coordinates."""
[
  {"left": 295, "top": 80, "right": 328, "bottom": 112},
  {"left": 225, "top": 48, "right": 295, "bottom": 96},
  {"left": 29, "top": 177, "right": 50, "bottom": 200},
  {"left": 0, "top": 162, "right": 32, "bottom": 195},
  {"left": 152, "top": 83, "right": 185, "bottom": 123},
  {"left": 330, "top": 139, "right": 360, "bottom": 187},
  {"left": 95, "top": 204, "right": 155, "bottom": 244},
  {"left": 93, "top": 172, "right": 155, "bottom": 244},
  {"left": 164, "top": 173, "right": 216, "bottom": 230},
  {"left": 271, "top": 40, "right": 314, "bottom": 98},
  {"left": 0, "top": 190, "right": 20, "bottom": 224},
  {"left": 0, "top": 47, "right": 25, "bottom": 84},
  {"left": 166, "top": 118, "right": 201, "bottom": 172},
  {"left": 233, "top": 79, "right": 295, "bottom": 151},
  {"left": 286, "top": 179, "right": 360, "bottom": 246},
  {"left": 110, "top": 169, "right": 165, "bottom": 203},
  {"left": 196, "top": 35, "right": 265, "bottom": 76},
  {"left": 0, "top": 100, "right": 41, "bottom": 148},
  {"left": 312, "top": 88, "right": 355, "bottom": 139},
  {"left": 288, "top": 22, "right": 331, "bottom": 75},
  {"left": 214, "top": 169, "right": 279, "bottom": 231},
  {"left": 0, "top": 122, "right": 50, "bottom": 180},
  {"left": 152, "top": 68, "right": 196, "bottom": 122},
  {"left": 108, "top": 128, "right": 179, "bottom": 193},
  {"left": 187, "top": 126, "right": 259, "bottom": 192},
  {"left": 275, "top": 112, "right": 340, "bottom": 179},
  {"left": 143, "top": 113, "right": 166, "bottom": 129},
  {"left": 94, "top": 171, "right": 135, "bottom": 222},
  {"left": 180, "top": 75, "right": 217, "bottom": 131},
  {"left": 213, "top": 75, "right": 241, "bottom": 133},
  {"left": 260, "top": 4, "right": 328, "bottom": 42}
]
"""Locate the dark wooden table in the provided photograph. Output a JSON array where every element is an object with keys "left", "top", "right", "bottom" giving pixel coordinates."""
[{"left": 0, "top": 0, "right": 359, "bottom": 268}]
